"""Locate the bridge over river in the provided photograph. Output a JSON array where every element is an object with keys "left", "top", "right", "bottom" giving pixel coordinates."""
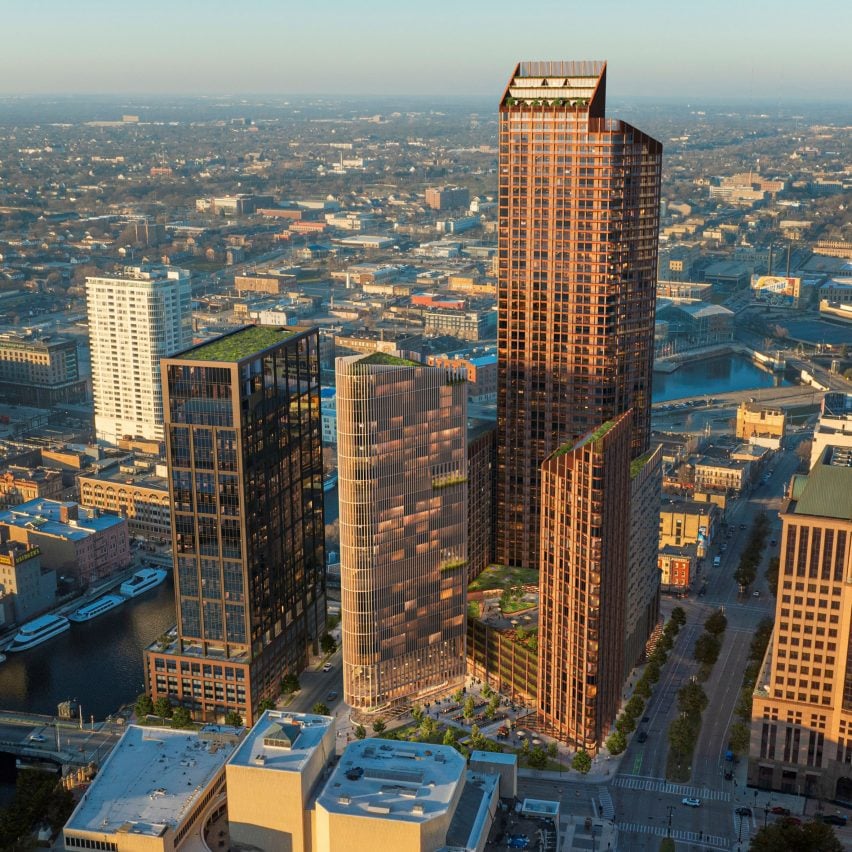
[{"left": 0, "top": 710, "right": 121, "bottom": 769}]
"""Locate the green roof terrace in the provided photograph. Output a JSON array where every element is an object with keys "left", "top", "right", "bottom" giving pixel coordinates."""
[{"left": 179, "top": 326, "right": 298, "bottom": 363}]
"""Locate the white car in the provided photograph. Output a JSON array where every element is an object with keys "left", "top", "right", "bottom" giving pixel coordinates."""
[
  {"left": 682, "top": 797, "right": 701, "bottom": 807},
  {"left": 28, "top": 734, "right": 46, "bottom": 743},
  {"left": 322, "top": 663, "right": 332, "bottom": 672}
]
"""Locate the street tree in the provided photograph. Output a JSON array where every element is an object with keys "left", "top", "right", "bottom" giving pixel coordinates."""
[
  {"left": 354, "top": 724, "right": 366, "bottom": 740},
  {"left": 605, "top": 729, "right": 627, "bottom": 755},
  {"left": 694, "top": 633, "right": 721, "bottom": 666},
  {"left": 729, "top": 722, "right": 751, "bottom": 755},
  {"left": 280, "top": 673, "right": 300, "bottom": 694},
  {"left": 172, "top": 707, "right": 194, "bottom": 729},
  {"left": 677, "top": 681, "right": 708, "bottom": 716},
  {"left": 312, "top": 702, "right": 330, "bottom": 716},
  {"left": 371, "top": 718, "right": 386, "bottom": 734},
  {"left": 750, "top": 819, "right": 841, "bottom": 851},
  {"left": 704, "top": 609, "right": 728, "bottom": 636},
  {"left": 571, "top": 749, "right": 592, "bottom": 774}
]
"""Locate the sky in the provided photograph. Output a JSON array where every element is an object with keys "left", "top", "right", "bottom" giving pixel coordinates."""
[{"left": 1, "top": 0, "right": 851, "bottom": 102}]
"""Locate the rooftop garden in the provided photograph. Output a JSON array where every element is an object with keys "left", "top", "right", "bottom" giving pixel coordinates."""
[
  {"left": 183, "top": 326, "right": 296, "bottom": 362},
  {"left": 468, "top": 564, "right": 538, "bottom": 593},
  {"left": 360, "top": 352, "right": 420, "bottom": 367},
  {"left": 630, "top": 448, "right": 657, "bottom": 479}
]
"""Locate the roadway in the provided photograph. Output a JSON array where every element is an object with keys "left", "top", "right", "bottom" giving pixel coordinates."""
[{"left": 612, "top": 446, "right": 797, "bottom": 849}]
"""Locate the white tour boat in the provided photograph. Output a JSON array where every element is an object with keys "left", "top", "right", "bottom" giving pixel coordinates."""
[
  {"left": 119, "top": 567, "right": 168, "bottom": 598},
  {"left": 67, "top": 594, "right": 126, "bottom": 623},
  {"left": 7, "top": 614, "right": 70, "bottom": 652}
]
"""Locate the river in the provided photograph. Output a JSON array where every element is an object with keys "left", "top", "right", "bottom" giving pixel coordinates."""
[
  {"left": 0, "top": 581, "right": 176, "bottom": 720},
  {"left": 652, "top": 353, "right": 790, "bottom": 402}
]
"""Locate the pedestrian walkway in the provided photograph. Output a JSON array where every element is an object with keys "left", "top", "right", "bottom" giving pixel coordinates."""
[
  {"left": 613, "top": 774, "right": 732, "bottom": 802},
  {"left": 598, "top": 786, "right": 615, "bottom": 820},
  {"left": 617, "top": 821, "right": 728, "bottom": 849}
]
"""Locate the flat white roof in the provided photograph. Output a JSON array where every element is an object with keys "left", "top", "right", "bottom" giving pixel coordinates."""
[
  {"left": 228, "top": 710, "right": 334, "bottom": 774},
  {"left": 65, "top": 725, "right": 241, "bottom": 838},
  {"left": 317, "top": 740, "right": 465, "bottom": 823}
]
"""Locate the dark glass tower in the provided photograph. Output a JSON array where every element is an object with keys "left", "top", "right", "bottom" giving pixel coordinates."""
[
  {"left": 496, "top": 61, "right": 662, "bottom": 570},
  {"left": 144, "top": 325, "right": 326, "bottom": 724}
]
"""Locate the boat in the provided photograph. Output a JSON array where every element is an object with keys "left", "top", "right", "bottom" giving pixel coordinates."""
[
  {"left": 67, "top": 594, "right": 126, "bottom": 623},
  {"left": 323, "top": 470, "right": 338, "bottom": 492},
  {"left": 7, "top": 614, "right": 70, "bottom": 652},
  {"left": 119, "top": 567, "right": 168, "bottom": 598}
]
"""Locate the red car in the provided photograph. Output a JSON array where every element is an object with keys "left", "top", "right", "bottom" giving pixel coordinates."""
[
  {"left": 770, "top": 806, "right": 790, "bottom": 815},
  {"left": 780, "top": 816, "right": 802, "bottom": 826}
]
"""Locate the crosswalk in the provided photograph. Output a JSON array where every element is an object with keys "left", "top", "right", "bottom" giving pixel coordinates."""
[
  {"left": 614, "top": 774, "right": 732, "bottom": 802},
  {"left": 598, "top": 786, "right": 615, "bottom": 820},
  {"left": 617, "top": 822, "right": 728, "bottom": 849}
]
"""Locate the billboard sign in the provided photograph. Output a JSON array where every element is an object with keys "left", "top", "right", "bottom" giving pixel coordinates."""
[{"left": 751, "top": 275, "right": 800, "bottom": 306}]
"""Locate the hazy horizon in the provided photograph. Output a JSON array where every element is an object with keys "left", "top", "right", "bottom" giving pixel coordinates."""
[{"left": 2, "top": 0, "right": 850, "bottom": 103}]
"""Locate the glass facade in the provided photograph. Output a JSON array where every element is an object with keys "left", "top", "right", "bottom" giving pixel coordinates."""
[
  {"left": 495, "top": 61, "right": 662, "bottom": 570},
  {"left": 145, "top": 326, "right": 326, "bottom": 723}
]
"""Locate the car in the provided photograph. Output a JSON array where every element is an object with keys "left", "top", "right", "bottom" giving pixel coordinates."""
[
  {"left": 736, "top": 807, "right": 753, "bottom": 817},
  {"left": 637, "top": 730, "right": 648, "bottom": 743},
  {"left": 682, "top": 797, "right": 701, "bottom": 807},
  {"left": 326, "top": 691, "right": 338, "bottom": 701},
  {"left": 781, "top": 816, "right": 802, "bottom": 826},
  {"left": 28, "top": 734, "right": 45, "bottom": 743},
  {"left": 753, "top": 591, "right": 760, "bottom": 597},
  {"left": 818, "top": 814, "right": 848, "bottom": 826},
  {"left": 322, "top": 663, "right": 332, "bottom": 672},
  {"left": 770, "top": 806, "right": 790, "bottom": 815},
  {"left": 740, "top": 524, "right": 747, "bottom": 530},
  {"left": 720, "top": 543, "right": 727, "bottom": 553}
]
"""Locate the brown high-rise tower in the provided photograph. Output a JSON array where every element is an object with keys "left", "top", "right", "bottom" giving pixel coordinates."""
[{"left": 496, "top": 61, "right": 662, "bottom": 570}]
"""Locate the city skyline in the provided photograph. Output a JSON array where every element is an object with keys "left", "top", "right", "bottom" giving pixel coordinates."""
[{"left": 1, "top": 0, "right": 851, "bottom": 101}]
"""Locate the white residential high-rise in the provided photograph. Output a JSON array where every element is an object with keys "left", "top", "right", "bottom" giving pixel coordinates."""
[{"left": 86, "top": 266, "right": 192, "bottom": 445}]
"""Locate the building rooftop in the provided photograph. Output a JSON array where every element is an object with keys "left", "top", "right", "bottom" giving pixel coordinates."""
[
  {"left": 444, "top": 772, "right": 498, "bottom": 849},
  {"left": 792, "top": 446, "right": 852, "bottom": 521},
  {"left": 228, "top": 710, "right": 334, "bottom": 774},
  {"left": 178, "top": 325, "right": 298, "bottom": 363},
  {"left": 0, "top": 499, "right": 125, "bottom": 541},
  {"left": 316, "top": 739, "right": 466, "bottom": 824},
  {"left": 64, "top": 724, "right": 241, "bottom": 838}
]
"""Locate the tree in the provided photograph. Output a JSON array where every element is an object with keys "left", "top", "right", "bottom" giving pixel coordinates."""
[
  {"left": 463, "top": 695, "right": 476, "bottom": 722},
  {"left": 312, "top": 702, "right": 330, "bottom": 716},
  {"left": 572, "top": 749, "right": 592, "bottom": 774},
  {"left": 486, "top": 695, "right": 500, "bottom": 719},
  {"left": 750, "top": 819, "right": 842, "bottom": 852},
  {"left": 224, "top": 711, "right": 243, "bottom": 727},
  {"left": 668, "top": 716, "right": 696, "bottom": 755},
  {"left": 172, "top": 707, "right": 194, "bottom": 729},
  {"left": 704, "top": 609, "right": 728, "bottom": 636},
  {"left": 153, "top": 697, "right": 173, "bottom": 719},
  {"left": 452, "top": 688, "right": 465, "bottom": 703},
  {"left": 616, "top": 714, "right": 636, "bottom": 734},
  {"left": 606, "top": 729, "right": 627, "bottom": 755},
  {"left": 411, "top": 704, "right": 424, "bottom": 723},
  {"left": 320, "top": 633, "right": 337, "bottom": 655},
  {"left": 482, "top": 682, "right": 493, "bottom": 699},
  {"left": 419, "top": 716, "right": 437, "bottom": 740},
  {"left": 677, "top": 681, "right": 708, "bottom": 716},
  {"left": 371, "top": 718, "right": 386, "bottom": 734},
  {"left": 767, "top": 555, "right": 780, "bottom": 596},
  {"left": 470, "top": 724, "right": 486, "bottom": 750},
  {"left": 795, "top": 439, "right": 813, "bottom": 470},
  {"left": 624, "top": 695, "right": 645, "bottom": 720},
  {"left": 443, "top": 727, "right": 458, "bottom": 746},
  {"left": 354, "top": 724, "right": 366, "bottom": 740},
  {"left": 257, "top": 698, "right": 276, "bottom": 713},
  {"left": 280, "top": 673, "right": 300, "bottom": 694},
  {"left": 135, "top": 693, "right": 154, "bottom": 718},
  {"left": 527, "top": 746, "right": 547, "bottom": 769},
  {"left": 694, "top": 632, "right": 721, "bottom": 666},
  {"left": 547, "top": 742, "right": 558, "bottom": 759},
  {"left": 671, "top": 607, "right": 686, "bottom": 627},
  {"left": 635, "top": 678, "right": 652, "bottom": 699},
  {"left": 729, "top": 722, "right": 751, "bottom": 755},
  {"left": 645, "top": 659, "right": 661, "bottom": 683}
]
